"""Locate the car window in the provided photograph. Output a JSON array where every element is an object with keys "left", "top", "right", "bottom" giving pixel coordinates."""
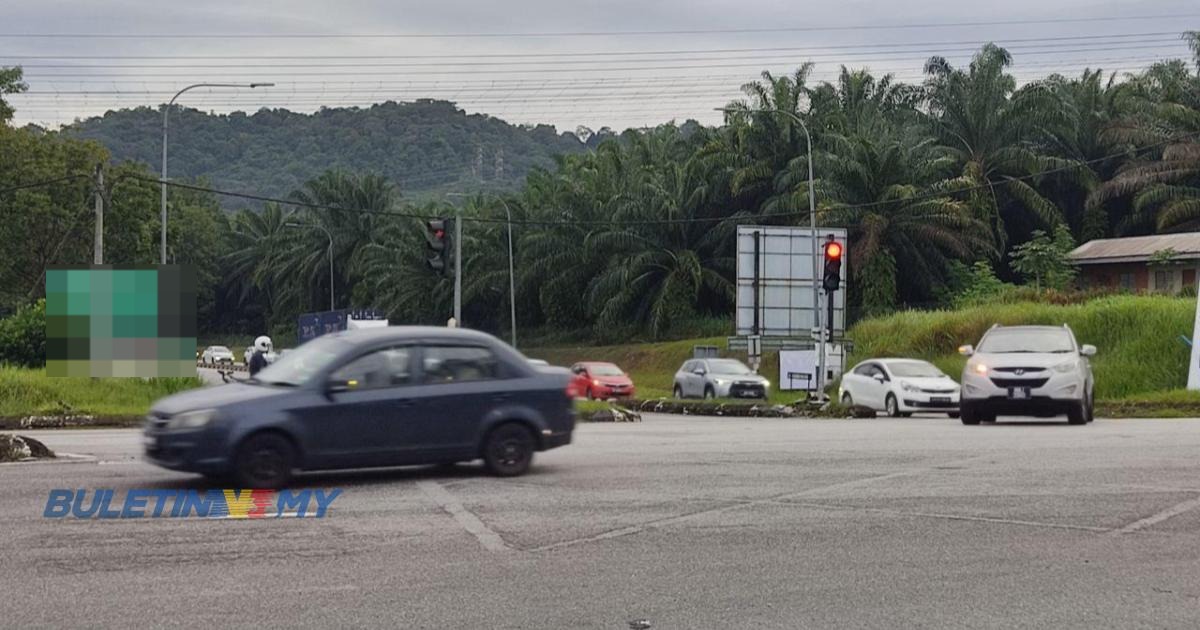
[
  {"left": 682, "top": 361, "right": 694, "bottom": 372},
  {"left": 589, "top": 364, "right": 624, "bottom": 376},
  {"left": 978, "top": 329, "right": 1075, "bottom": 353},
  {"left": 888, "top": 361, "right": 945, "bottom": 377},
  {"left": 853, "top": 364, "right": 873, "bottom": 376},
  {"left": 422, "top": 345, "right": 502, "bottom": 383},
  {"left": 867, "top": 364, "right": 887, "bottom": 379},
  {"left": 329, "top": 346, "right": 413, "bottom": 390},
  {"left": 708, "top": 359, "right": 752, "bottom": 375}
]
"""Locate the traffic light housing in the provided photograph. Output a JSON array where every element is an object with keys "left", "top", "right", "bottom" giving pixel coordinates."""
[
  {"left": 823, "top": 239, "right": 843, "bottom": 292},
  {"left": 425, "top": 218, "right": 454, "bottom": 276}
]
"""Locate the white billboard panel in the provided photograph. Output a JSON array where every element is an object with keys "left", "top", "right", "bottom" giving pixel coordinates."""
[{"left": 735, "top": 226, "right": 847, "bottom": 338}]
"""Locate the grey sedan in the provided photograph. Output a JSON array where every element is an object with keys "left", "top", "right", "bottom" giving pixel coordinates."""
[{"left": 145, "top": 327, "right": 576, "bottom": 488}]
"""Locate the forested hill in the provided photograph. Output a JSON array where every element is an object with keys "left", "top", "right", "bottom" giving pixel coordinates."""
[{"left": 62, "top": 100, "right": 590, "bottom": 205}]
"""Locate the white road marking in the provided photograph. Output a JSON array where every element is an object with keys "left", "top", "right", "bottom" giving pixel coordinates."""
[
  {"left": 417, "top": 480, "right": 511, "bottom": 552},
  {"left": 1110, "top": 494, "right": 1200, "bottom": 536}
]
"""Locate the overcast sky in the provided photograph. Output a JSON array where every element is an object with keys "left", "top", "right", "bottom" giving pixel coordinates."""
[{"left": 4, "top": 0, "right": 1198, "bottom": 132}]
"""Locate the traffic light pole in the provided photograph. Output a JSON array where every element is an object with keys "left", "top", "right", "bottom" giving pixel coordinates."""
[{"left": 454, "top": 209, "right": 462, "bottom": 325}]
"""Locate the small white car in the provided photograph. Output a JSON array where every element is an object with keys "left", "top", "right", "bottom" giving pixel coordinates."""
[
  {"left": 959, "top": 324, "right": 1095, "bottom": 425},
  {"left": 839, "top": 359, "right": 961, "bottom": 417},
  {"left": 200, "top": 345, "right": 235, "bottom": 366}
]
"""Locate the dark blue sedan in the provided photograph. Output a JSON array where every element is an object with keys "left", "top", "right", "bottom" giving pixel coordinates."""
[{"left": 144, "top": 327, "right": 575, "bottom": 488}]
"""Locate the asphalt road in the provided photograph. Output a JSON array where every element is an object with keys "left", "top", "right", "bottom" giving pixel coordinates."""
[{"left": 5, "top": 416, "right": 1200, "bottom": 629}]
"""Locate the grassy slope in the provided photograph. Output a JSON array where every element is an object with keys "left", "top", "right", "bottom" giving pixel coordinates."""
[
  {"left": 0, "top": 367, "right": 202, "bottom": 416},
  {"left": 847, "top": 295, "right": 1193, "bottom": 400},
  {"left": 529, "top": 295, "right": 1196, "bottom": 403}
]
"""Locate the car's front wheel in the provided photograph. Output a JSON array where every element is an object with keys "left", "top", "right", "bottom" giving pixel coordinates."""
[
  {"left": 703, "top": 387, "right": 715, "bottom": 400},
  {"left": 234, "top": 432, "right": 296, "bottom": 489},
  {"left": 885, "top": 394, "right": 901, "bottom": 418},
  {"left": 1067, "top": 401, "right": 1088, "bottom": 425},
  {"left": 960, "top": 404, "right": 982, "bottom": 425},
  {"left": 673, "top": 385, "right": 683, "bottom": 399},
  {"left": 482, "top": 423, "right": 535, "bottom": 477}
]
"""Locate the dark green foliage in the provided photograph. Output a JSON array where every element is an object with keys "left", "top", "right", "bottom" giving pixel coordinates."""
[
  {"left": 0, "top": 299, "right": 45, "bottom": 367},
  {"left": 64, "top": 101, "right": 588, "bottom": 207}
]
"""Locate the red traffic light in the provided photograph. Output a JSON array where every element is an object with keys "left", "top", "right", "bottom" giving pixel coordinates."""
[
  {"left": 434, "top": 229, "right": 445, "bottom": 239},
  {"left": 824, "top": 241, "right": 842, "bottom": 260}
]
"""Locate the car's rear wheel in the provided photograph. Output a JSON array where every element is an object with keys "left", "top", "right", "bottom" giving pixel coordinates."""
[
  {"left": 482, "top": 423, "right": 535, "bottom": 477},
  {"left": 885, "top": 394, "right": 900, "bottom": 418},
  {"left": 1085, "top": 392, "right": 1096, "bottom": 423},
  {"left": 234, "top": 432, "right": 295, "bottom": 489},
  {"left": 586, "top": 388, "right": 595, "bottom": 400}
]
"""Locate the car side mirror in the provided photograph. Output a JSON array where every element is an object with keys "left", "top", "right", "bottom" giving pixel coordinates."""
[
  {"left": 872, "top": 374, "right": 886, "bottom": 383},
  {"left": 693, "top": 368, "right": 706, "bottom": 376},
  {"left": 958, "top": 345, "right": 974, "bottom": 357},
  {"left": 325, "top": 379, "right": 358, "bottom": 394},
  {"left": 1080, "top": 344, "right": 1097, "bottom": 357}
]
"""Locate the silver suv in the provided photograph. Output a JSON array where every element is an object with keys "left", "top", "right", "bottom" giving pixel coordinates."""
[
  {"left": 958, "top": 324, "right": 1096, "bottom": 425},
  {"left": 673, "top": 358, "right": 770, "bottom": 400}
]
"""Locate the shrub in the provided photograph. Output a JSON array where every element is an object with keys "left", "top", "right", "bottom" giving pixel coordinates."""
[{"left": 0, "top": 299, "right": 46, "bottom": 368}]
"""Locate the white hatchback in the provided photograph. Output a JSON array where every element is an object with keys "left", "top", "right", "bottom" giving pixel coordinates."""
[{"left": 839, "top": 359, "right": 961, "bottom": 418}]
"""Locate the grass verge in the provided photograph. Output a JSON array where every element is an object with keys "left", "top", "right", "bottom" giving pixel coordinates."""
[{"left": 0, "top": 366, "right": 202, "bottom": 416}]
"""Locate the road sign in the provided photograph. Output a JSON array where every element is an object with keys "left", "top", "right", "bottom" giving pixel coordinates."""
[{"left": 735, "top": 226, "right": 848, "bottom": 337}]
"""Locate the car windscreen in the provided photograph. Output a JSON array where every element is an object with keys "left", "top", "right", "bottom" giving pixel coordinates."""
[
  {"left": 978, "top": 329, "right": 1075, "bottom": 353},
  {"left": 708, "top": 359, "right": 752, "bottom": 375},
  {"left": 212, "top": 346, "right": 230, "bottom": 353},
  {"left": 589, "top": 364, "right": 624, "bottom": 376},
  {"left": 888, "top": 361, "right": 945, "bottom": 377},
  {"left": 254, "top": 336, "right": 347, "bottom": 386}
]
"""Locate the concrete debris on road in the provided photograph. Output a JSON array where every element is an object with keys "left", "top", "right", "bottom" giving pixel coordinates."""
[{"left": 0, "top": 434, "right": 55, "bottom": 461}]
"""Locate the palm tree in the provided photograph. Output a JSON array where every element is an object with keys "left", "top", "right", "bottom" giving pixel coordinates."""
[
  {"left": 923, "top": 44, "right": 1074, "bottom": 249},
  {"left": 584, "top": 145, "right": 741, "bottom": 338},
  {"left": 815, "top": 124, "right": 995, "bottom": 313},
  {"left": 718, "top": 65, "right": 816, "bottom": 206},
  {"left": 1040, "top": 69, "right": 1129, "bottom": 239},
  {"left": 1088, "top": 53, "right": 1200, "bottom": 233},
  {"left": 222, "top": 202, "right": 295, "bottom": 325},
  {"left": 274, "top": 170, "right": 399, "bottom": 311}
]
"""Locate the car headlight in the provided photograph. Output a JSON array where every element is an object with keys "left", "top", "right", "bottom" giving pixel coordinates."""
[
  {"left": 1052, "top": 360, "right": 1078, "bottom": 374},
  {"left": 762, "top": 380, "right": 770, "bottom": 388},
  {"left": 170, "top": 409, "right": 217, "bottom": 429},
  {"left": 900, "top": 381, "right": 920, "bottom": 393},
  {"left": 970, "top": 362, "right": 988, "bottom": 376},
  {"left": 713, "top": 378, "right": 729, "bottom": 385}
]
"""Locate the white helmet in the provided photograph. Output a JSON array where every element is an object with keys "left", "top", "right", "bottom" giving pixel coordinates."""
[{"left": 254, "top": 335, "right": 273, "bottom": 353}]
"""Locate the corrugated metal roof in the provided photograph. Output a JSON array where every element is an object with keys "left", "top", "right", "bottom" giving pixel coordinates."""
[{"left": 1069, "top": 232, "right": 1200, "bottom": 264}]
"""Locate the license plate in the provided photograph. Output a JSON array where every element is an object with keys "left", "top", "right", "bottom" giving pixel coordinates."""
[
  {"left": 931, "top": 397, "right": 951, "bottom": 404},
  {"left": 1008, "top": 388, "right": 1031, "bottom": 400}
]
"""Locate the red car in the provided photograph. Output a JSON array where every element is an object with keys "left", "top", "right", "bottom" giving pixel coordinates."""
[{"left": 570, "top": 362, "right": 636, "bottom": 400}]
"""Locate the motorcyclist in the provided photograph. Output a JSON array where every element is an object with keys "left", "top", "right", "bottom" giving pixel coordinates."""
[{"left": 249, "top": 335, "right": 272, "bottom": 376}]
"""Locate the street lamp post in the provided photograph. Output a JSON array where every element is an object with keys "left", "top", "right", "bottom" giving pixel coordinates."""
[
  {"left": 716, "top": 106, "right": 825, "bottom": 400},
  {"left": 497, "top": 198, "right": 517, "bottom": 349},
  {"left": 161, "top": 82, "right": 273, "bottom": 264},
  {"left": 286, "top": 222, "right": 335, "bottom": 312}
]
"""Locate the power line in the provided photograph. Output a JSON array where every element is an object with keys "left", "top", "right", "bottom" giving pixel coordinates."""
[
  {"left": 0, "top": 174, "right": 88, "bottom": 195},
  {"left": 0, "top": 31, "right": 1180, "bottom": 60},
  {"left": 4, "top": 13, "right": 1198, "bottom": 38},
  {"left": 12, "top": 41, "right": 1186, "bottom": 71}
]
